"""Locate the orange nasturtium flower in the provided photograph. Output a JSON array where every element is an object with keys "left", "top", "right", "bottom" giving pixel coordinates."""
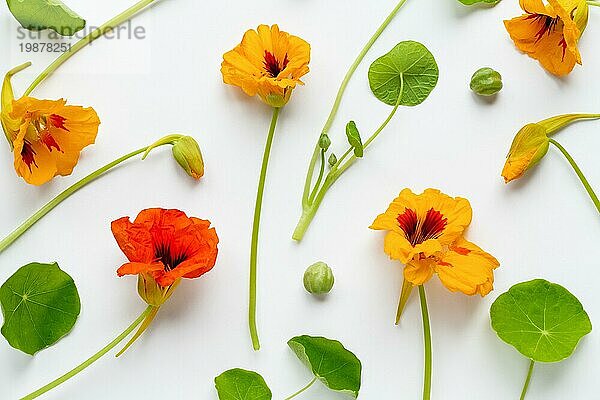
[
  {"left": 371, "top": 188, "right": 499, "bottom": 300},
  {"left": 504, "top": 0, "right": 589, "bottom": 76},
  {"left": 1, "top": 64, "right": 100, "bottom": 185},
  {"left": 110, "top": 208, "right": 219, "bottom": 355},
  {"left": 220, "top": 24, "right": 310, "bottom": 350},
  {"left": 112, "top": 208, "right": 219, "bottom": 300},
  {"left": 221, "top": 24, "right": 311, "bottom": 107}
]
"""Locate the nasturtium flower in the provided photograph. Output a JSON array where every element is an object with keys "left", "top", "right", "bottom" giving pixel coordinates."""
[
  {"left": 504, "top": 0, "right": 589, "bottom": 76},
  {"left": 221, "top": 24, "right": 311, "bottom": 107},
  {"left": 1, "top": 65, "right": 100, "bottom": 185},
  {"left": 371, "top": 189, "right": 499, "bottom": 296},
  {"left": 112, "top": 208, "right": 219, "bottom": 303},
  {"left": 502, "top": 113, "right": 600, "bottom": 183},
  {"left": 502, "top": 123, "right": 550, "bottom": 183}
]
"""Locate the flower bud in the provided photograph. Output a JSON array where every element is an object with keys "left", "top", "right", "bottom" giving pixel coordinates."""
[
  {"left": 137, "top": 273, "right": 180, "bottom": 306},
  {"left": 303, "top": 262, "right": 335, "bottom": 295},
  {"left": 319, "top": 134, "right": 331, "bottom": 151},
  {"left": 470, "top": 67, "right": 503, "bottom": 96},
  {"left": 328, "top": 153, "right": 337, "bottom": 167},
  {"left": 172, "top": 136, "right": 204, "bottom": 180},
  {"left": 502, "top": 123, "right": 549, "bottom": 183}
]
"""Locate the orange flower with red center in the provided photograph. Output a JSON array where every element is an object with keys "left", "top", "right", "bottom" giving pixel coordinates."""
[
  {"left": 221, "top": 24, "right": 311, "bottom": 107},
  {"left": 1, "top": 65, "right": 100, "bottom": 185},
  {"left": 112, "top": 208, "right": 219, "bottom": 290},
  {"left": 371, "top": 189, "right": 499, "bottom": 297},
  {"left": 504, "top": 0, "right": 589, "bottom": 76},
  {"left": 9, "top": 98, "right": 100, "bottom": 185}
]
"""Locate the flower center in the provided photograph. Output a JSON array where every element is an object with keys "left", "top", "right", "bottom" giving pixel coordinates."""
[
  {"left": 527, "top": 14, "right": 561, "bottom": 43},
  {"left": 154, "top": 243, "right": 190, "bottom": 271},
  {"left": 263, "top": 51, "right": 289, "bottom": 78},
  {"left": 396, "top": 208, "right": 448, "bottom": 246}
]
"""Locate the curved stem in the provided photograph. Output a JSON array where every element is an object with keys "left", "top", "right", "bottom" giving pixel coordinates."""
[
  {"left": 300, "top": 0, "right": 409, "bottom": 217},
  {"left": 0, "top": 140, "right": 174, "bottom": 255},
  {"left": 21, "top": 306, "right": 153, "bottom": 400},
  {"left": 292, "top": 97, "right": 402, "bottom": 241},
  {"left": 418, "top": 285, "right": 432, "bottom": 400},
  {"left": 549, "top": 138, "right": 600, "bottom": 214},
  {"left": 520, "top": 360, "right": 535, "bottom": 400},
  {"left": 23, "top": 0, "right": 157, "bottom": 96},
  {"left": 284, "top": 377, "right": 318, "bottom": 400},
  {"left": 249, "top": 107, "right": 280, "bottom": 351}
]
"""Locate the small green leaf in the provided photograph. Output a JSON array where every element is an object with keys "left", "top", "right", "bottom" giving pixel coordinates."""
[
  {"left": 214, "top": 369, "right": 272, "bottom": 400},
  {"left": 346, "top": 121, "right": 363, "bottom": 158},
  {"left": 0, "top": 262, "right": 81, "bottom": 355},
  {"left": 368, "top": 41, "right": 439, "bottom": 107},
  {"left": 490, "top": 279, "right": 592, "bottom": 363},
  {"left": 7, "top": 0, "right": 86, "bottom": 36},
  {"left": 288, "top": 335, "right": 362, "bottom": 398},
  {"left": 458, "top": 0, "right": 501, "bottom": 5}
]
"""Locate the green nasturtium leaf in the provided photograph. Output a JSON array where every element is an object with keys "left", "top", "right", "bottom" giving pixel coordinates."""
[
  {"left": 345, "top": 121, "right": 363, "bottom": 158},
  {"left": 368, "top": 41, "right": 439, "bottom": 107},
  {"left": 490, "top": 279, "right": 592, "bottom": 363},
  {"left": 214, "top": 369, "right": 272, "bottom": 400},
  {"left": 458, "top": 0, "right": 501, "bottom": 5},
  {"left": 288, "top": 335, "right": 362, "bottom": 398},
  {"left": 0, "top": 262, "right": 81, "bottom": 355},
  {"left": 6, "top": 0, "right": 86, "bottom": 36}
]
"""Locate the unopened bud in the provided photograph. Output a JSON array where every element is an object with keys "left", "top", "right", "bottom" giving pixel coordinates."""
[{"left": 172, "top": 136, "right": 204, "bottom": 180}]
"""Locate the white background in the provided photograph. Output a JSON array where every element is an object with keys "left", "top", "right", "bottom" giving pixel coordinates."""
[{"left": 1, "top": 0, "right": 599, "bottom": 399}]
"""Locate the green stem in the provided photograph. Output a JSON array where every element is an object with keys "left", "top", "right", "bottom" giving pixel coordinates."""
[
  {"left": 300, "top": 0, "right": 409, "bottom": 211},
  {"left": 20, "top": 306, "right": 153, "bottom": 400},
  {"left": 0, "top": 141, "right": 173, "bottom": 255},
  {"left": 249, "top": 107, "right": 280, "bottom": 351},
  {"left": 549, "top": 138, "right": 600, "bottom": 214},
  {"left": 418, "top": 285, "right": 432, "bottom": 400},
  {"left": 292, "top": 95, "right": 402, "bottom": 241},
  {"left": 284, "top": 378, "right": 318, "bottom": 400},
  {"left": 23, "top": 0, "right": 157, "bottom": 96},
  {"left": 520, "top": 360, "right": 535, "bottom": 400},
  {"left": 308, "top": 150, "right": 325, "bottom": 204},
  {"left": 587, "top": 1, "right": 600, "bottom": 6}
]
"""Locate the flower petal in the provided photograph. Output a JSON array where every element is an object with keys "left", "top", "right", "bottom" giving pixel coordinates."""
[{"left": 434, "top": 238, "right": 499, "bottom": 296}]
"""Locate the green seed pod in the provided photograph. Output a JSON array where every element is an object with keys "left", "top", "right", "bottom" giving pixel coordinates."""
[
  {"left": 470, "top": 67, "right": 503, "bottom": 96},
  {"left": 303, "top": 262, "right": 334, "bottom": 295}
]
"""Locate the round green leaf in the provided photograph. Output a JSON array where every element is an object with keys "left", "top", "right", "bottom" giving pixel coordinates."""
[
  {"left": 214, "top": 369, "right": 272, "bottom": 400},
  {"left": 288, "top": 335, "right": 362, "bottom": 398},
  {"left": 368, "top": 41, "right": 439, "bottom": 107},
  {"left": 7, "top": 0, "right": 86, "bottom": 36},
  {"left": 490, "top": 279, "right": 592, "bottom": 363},
  {"left": 1, "top": 262, "right": 81, "bottom": 355}
]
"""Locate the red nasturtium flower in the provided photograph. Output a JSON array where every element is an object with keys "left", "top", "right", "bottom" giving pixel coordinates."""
[{"left": 112, "top": 208, "right": 219, "bottom": 305}]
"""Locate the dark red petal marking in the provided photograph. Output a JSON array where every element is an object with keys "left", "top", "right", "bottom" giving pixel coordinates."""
[
  {"left": 40, "top": 130, "right": 61, "bottom": 152},
  {"left": 263, "top": 51, "right": 289, "bottom": 78},
  {"left": 396, "top": 208, "right": 448, "bottom": 246},
  {"left": 451, "top": 246, "right": 471, "bottom": 256},
  {"left": 48, "top": 114, "right": 69, "bottom": 131},
  {"left": 21, "top": 141, "right": 38, "bottom": 172},
  {"left": 154, "top": 241, "right": 190, "bottom": 272}
]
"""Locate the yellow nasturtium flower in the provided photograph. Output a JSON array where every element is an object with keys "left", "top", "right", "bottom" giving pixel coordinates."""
[
  {"left": 371, "top": 189, "right": 499, "bottom": 297},
  {"left": 221, "top": 24, "right": 311, "bottom": 107},
  {"left": 502, "top": 114, "right": 600, "bottom": 182},
  {"left": 1, "top": 64, "right": 100, "bottom": 186},
  {"left": 504, "top": 0, "right": 589, "bottom": 76}
]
